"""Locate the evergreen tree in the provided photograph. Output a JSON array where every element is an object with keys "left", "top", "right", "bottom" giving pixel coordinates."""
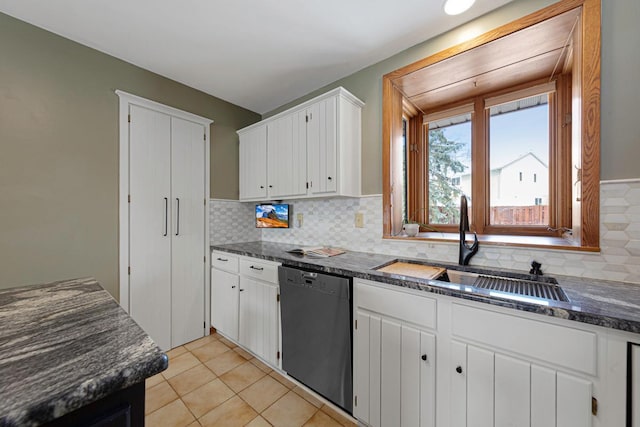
[{"left": 428, "top": 128, "right": 466, "bottom": 224}]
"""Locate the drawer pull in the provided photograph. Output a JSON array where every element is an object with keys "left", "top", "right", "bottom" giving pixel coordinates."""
[
  {"left": 216, "top": 257, "right": 228, "bottom": 262},
  {"left": 231, "top": 286, "right": 236, "bottom": 289},
  {"left": 421, "top": 354, "right": 428, "bottom": 361},
  {"left": 250, "top": 266, "right": 264, "bottom": 271},
  {"left": 456, "top": 366, "right": 463, "bottom": 374}
]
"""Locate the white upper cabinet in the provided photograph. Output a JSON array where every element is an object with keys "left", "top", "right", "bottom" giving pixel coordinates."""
[
  {"left": 238, "top": 124, "right": 267, "bottom": 200},
  {"left": 266, "top": 112, "right": 307, "bottom": 198},
  {"left": 238, "top": 87, "right": 363, "bottom": 201}
]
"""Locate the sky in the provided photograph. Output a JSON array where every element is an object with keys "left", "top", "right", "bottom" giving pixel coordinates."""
[{"left": 440, "top": 104, "right": 549, "bottom": 170}]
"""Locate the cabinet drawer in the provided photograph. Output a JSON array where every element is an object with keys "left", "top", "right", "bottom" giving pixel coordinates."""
[
  {"left": 240, "top": 258, "right": 279, "bottom": 283},
  {"left": 211, "top": 251, "right": 239, "bottom": 274},
  {"left": 452, "top": 303, "right": 597, "bottom": 376},
  {"left": 355, "top": 280, "right": 437, "bottom": 330}
]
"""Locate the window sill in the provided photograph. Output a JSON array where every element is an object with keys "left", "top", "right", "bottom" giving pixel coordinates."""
[{"left": 384, "top": 232, "right": 600, "bottom": 252}]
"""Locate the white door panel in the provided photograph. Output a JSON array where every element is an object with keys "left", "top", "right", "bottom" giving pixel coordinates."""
[
  {"left": 129, "top": 105, "right": 172, "bottom": 350},
  {"left": 170, "top": 117, "right": 205, "bottom": 347}
]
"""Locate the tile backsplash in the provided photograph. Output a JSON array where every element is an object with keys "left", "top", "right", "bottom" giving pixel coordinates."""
[{"left": 210, "top": 179, "right": 640, "bottom": 284}]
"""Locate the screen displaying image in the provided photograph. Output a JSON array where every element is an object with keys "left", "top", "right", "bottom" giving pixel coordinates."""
[{"left": 255, "top": 204, "right": 290, "bottom": 228}]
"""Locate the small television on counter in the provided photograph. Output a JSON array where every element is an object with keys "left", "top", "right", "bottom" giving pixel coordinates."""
[{"left": 255, "top": 204, "right": 291, "bottom": 228}]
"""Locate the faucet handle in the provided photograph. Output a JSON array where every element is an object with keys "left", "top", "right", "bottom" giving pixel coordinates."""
[{"left": 529, "top": 260, "right": 543, "bottom": 275}]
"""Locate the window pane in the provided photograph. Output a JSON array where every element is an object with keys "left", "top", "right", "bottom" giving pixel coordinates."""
[
  {"left": 428, "top": 113, "right": 472, "bottom": 225},
  {"left": 488, "top": 94, "right": 549, "bottom": 226}
]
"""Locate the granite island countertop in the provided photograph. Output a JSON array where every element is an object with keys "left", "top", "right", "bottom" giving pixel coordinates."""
[
  {"left": 0, "top": 277, "right": 168, "bottom": 426},
  {"left": 212, "top": 241, "right": 640, "bottom": 335}
]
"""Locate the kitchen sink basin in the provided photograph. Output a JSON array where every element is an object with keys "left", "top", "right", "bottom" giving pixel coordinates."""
[{"left": 374, "top": 260, "right": 569, "bottom": 304}]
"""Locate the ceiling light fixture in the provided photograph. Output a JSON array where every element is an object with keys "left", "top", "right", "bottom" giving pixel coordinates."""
[{"left": 443, "top": 0, "right": 476, "bottom": 15}]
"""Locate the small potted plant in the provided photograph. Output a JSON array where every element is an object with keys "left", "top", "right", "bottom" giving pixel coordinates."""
[{"left": 402, "top": 209, "right": 439, "bottom": 237}]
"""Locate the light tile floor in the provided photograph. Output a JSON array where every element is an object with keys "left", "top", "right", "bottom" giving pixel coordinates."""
[{"left": 145, "top": 333, "right": 358, "bottom": 427}]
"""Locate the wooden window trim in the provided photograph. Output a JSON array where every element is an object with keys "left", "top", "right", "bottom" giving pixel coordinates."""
[{"left": 382, "top": 0, "right": 600, "bottom": 251}]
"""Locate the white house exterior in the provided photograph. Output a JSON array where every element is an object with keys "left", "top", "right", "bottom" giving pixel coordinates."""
[{"left": 458, "top": 152, "right": 548, "bottom": 207}]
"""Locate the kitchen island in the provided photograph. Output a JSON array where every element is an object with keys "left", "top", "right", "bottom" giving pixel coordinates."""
[{"left": 0, "top": 277, "right": 167, "bottom": 426}]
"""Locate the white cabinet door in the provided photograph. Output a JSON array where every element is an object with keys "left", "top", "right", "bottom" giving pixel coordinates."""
[
  {"left": 170, "top": 117, "right": 206, "bottom": 347},
  {"left": 266, "top": 113, "right": 307, "bottom": 198},
  {"left": 354, "top": 309, "right": 436, "bottom": 427},
  {"left": 129, "top": 105, "right": 172, "bottom": 351},
  {"left": 354, "top": 311, "right": 382, "bottom": 427},
  {"left": 307, "top": 96, "right": 337, "bottom": 195},
  {"left": 239, "top": 125, "right": 267, "bottom": 200},
  {"left": 450, "top": 340, "right": 593, "bottom": 427},
  {"left": 239, "top": 276, "right": 279, "bottom": 365},
  {"left": 211, "top": 268, "right": 239, "bottom": 341}
]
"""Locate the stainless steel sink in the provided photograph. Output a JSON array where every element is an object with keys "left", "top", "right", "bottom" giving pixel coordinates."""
[
  {"left": 374, "top": 260, "right": 569, "bottom": 304},
  {"left": 440, "top": 269, "right": 569, "bottom": 303}
]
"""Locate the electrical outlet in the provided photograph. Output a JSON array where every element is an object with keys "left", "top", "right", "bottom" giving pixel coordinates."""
[
  {"left": 296, "top": 213, "right": 303, "bottom": 227},
  {"left": 355, "top": 212, "right": 364, "bottom": 228}
]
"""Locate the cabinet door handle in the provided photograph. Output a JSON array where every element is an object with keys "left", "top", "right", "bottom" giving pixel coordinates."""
[
  {"left": 268, "top": 185, "right": 273, "bottom": 188},
  {"left": 456, "top": 366, "right": 463, "bottom": 374},
  {"left": 421, "top": 354, "right": 427, "bottom": 361},
  {"left": 250, "top": 266, "right": 264, "bottom": 271},
  {"left": 260, "top": 185, "right": 264, "bottom": 189},
  {"left": 163, "top": 197, "right": 168, "bottom": 236},
  {"left": 175, "top": 198, "right": 180, "bottom": 236},
  {"left": 327, "top": 176, "right": 332, "bottom": 181},
  {"left": 239, "top": 288, "right": 245, "bottom": 292},
  {"left": 231, "top": 285, "right": 236, "bottom": 289},
  {"left": 216, "top": 257, "right": 228, "bottom": 262}
]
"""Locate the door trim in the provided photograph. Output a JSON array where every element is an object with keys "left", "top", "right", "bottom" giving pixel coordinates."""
[{"left": 115, "top": 90, "right": 212, "bottom": 335}]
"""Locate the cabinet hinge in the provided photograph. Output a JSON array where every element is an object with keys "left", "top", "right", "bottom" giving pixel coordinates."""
[
  {"left": 204, "top": 256, "right": 206, "bottom": 262},
  {"left": 128, "top": 114, "right": 131, "bottom": 123},
  {"left": 128, "top": 194, "right": 131, "bottom": 203},
  {"left": 277, "top": 351, "right": 281, "bottom": 360},
  {"left": 204, "top": 198, "right": 207, "bottom": 206},
  {"left": 203, "top": 133, "right": 206, "bottom": 141},
  {"left": 203, "top": 321, "right": 206, "bottom": 328},
  {"left": 277, "top": 294, "right": 280, "bottom": 302},
  {"left": 355, "top": 319, "right": 358, "bottom": 330},
  {"left": 592, "top": 397, "right": 598, "bottom": 416},
  {"left": 354, "top": 395, "right": 358, "bottom": 407},
  {"left": 305, "top": 115, "right": 309, "bottom": 123},
  {"left": 128, "top": 266, "right": 131, "bottom": 275},
  {"left": 306, "top": 182, "right": 309, "bottom": 189}
]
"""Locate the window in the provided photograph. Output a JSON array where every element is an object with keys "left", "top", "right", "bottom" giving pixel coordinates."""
[
  {"left": 418, "top": 83, "right": 560, "bottom": 233},
  {"left": 425, "top": 107, "right": 472, "bottom": 225},
  {"left": 382, "top": 0, "right": 601, "bottom": 250},
  {"left": 488, "top": 90, "right": 551, "bottom": 227}
]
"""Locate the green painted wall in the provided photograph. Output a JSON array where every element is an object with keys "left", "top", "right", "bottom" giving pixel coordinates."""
[
  {"left": 0, "top": 12, "right": 260, "bottom": 298},
  {"left": 265, "top": 0, "right": 639, "bottom": 193}
]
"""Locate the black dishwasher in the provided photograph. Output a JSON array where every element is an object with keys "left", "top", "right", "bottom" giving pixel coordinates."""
[{"left": 278, "top": 266, "right": 353, "bottom": 413}]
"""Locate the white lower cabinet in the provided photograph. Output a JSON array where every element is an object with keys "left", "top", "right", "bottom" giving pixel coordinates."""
[
  {"left": 451, "top": 340, "right": 593, "bottom": 427},
  {"left": 238, "top": 274, "right": 279, "bottom": 366},
  {"left": 210, "top": 252, "right": 280, "bottom": 367},
  {"left": 353, "top": 278, "right": 613, "bottom": 427},
  {"left": 354, "top": 280, "right": 436, "bottom": 427}
]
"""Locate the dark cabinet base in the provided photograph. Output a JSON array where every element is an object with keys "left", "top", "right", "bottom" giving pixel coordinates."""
[{"left": 44, "top": 382, "right": 145, "bottom": 427}]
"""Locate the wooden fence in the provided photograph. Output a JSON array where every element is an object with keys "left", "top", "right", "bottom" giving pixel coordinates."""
[{"left": 490, "top": 205, "right": 548, "bottom": 225}]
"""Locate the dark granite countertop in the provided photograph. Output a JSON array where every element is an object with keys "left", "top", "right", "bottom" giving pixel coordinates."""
[
  {"left": 212, "top": 241, "right": 640, "bottom": 335},
  {"left": 0, "top": 277, "right": 168, "bottom": 427}
]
